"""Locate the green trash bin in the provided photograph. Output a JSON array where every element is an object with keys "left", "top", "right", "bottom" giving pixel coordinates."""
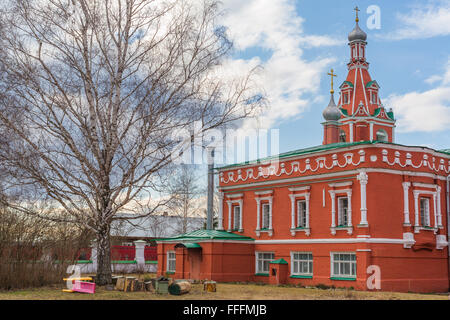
[{"left": 155, "top": 276, "right": 169, "bottom": 294}]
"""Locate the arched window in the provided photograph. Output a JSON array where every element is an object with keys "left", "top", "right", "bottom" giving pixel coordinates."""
[
  {"left": 339, "top": 130, "right": 346, "bottom": 143},
  {"left": 376, "top": 129, "right": 388, "bottom": 142}
]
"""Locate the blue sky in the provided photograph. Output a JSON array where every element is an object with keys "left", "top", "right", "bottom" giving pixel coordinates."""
[{"left": 220, "top": 0, "right": 450, "bottom": 154}]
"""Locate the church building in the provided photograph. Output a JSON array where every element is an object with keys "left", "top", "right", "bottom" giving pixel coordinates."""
[{"left": 157, "top": 10, "right": 450, "bottom": 293}]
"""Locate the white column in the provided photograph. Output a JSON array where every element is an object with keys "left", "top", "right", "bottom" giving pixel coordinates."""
[
  {"left": 414, "top": 192, "right": 419, "bottom": 227},
  {"left": 227, "top": 201, "right": 232, "bottom": 231},
  {"left": 218, "top": 192, "right": 224, "bottom": 230},
  {"left": 346, "top": 191, "right": 352, "bottom": 227},
  {"left": 305, "top": 193, "right": 310, "bottom": 229},
  {"left": 134, "top": 240, "right": 146, "bottom": 269},
  {"left": 402, "top": 182, "right": 411, "bottom": 225},
  {"left": 329, "top": 191, "right": 336, "bottom": 228},
  {"left": 289, "top": 195, "right": 295, "bottom": 230},
  {"left": 256, "top": 198, "right": 261, "bottom": 231},
  {"left": 357, "top": 171, "right": 368, "bottom": 225},
  {"left": 369, "top": 122, "right": 374, "bottom": 141},
  {"left": 268, "top": 198, "right": 273, "bottom": 230},
  {"left": 349, "top": 123, "right": 354, "bottom": 142},
  {"left": 239, "top": 199, "right": 243, "bottom": 231},
  {"left": 437, "top": 186, "right": 443, "bottom": 227},
  {"left": 433, "top": 192, "right": 438, "bottom": 228}
]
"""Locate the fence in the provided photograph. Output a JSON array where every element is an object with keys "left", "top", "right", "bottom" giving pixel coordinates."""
[{"left": 74, "top": 241, "right": 158, "bottom": 273}]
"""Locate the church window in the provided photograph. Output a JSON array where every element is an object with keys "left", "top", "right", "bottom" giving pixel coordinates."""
[
  {"left": 339, "top": 130, "right": 346, "bottom": 143},
  {"left": 233, "top": 205, "right": 241, "bottom": 230},
  {"left": 338, "top": 197, "right": 349, "bottom": 226},
  {"left": 291, "top": 252, "right": 313, "bottom": 276},
  {"left": 343, "top": 92, "right": 349, "bottom": 104},
  {"left": 167, "top": 251, "right": 176, "bottom": 273},
  {"left": 420, "top": 198, "right": 430, "bottom": 227},
  {"left": 261, "top": 203, "right": 270, "bottom": 229},
  {"left": 376, "top": 129, "right": 388, "bottom": 142},
  {"left": 256, "top": 252, "right": 275, "bottom": 274},
  {"left": 331, "top": 253, "right": 356, "bottom": 279},
  {"left": 371, "top": 91, "right": 377, "bottom": 104},
  {"left": 297, "top": 200, "right": 307, "bottom": 228}
]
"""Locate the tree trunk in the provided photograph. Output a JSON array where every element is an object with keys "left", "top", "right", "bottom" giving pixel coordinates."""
[{"left": 96, "top": 223, "right": 112, "bottom": 285}]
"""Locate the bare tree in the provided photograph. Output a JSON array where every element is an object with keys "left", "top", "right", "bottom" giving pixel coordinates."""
[
  {"left": 0, "top": 0, "right": 263, "bottom": 284},
  {"left": 167, "top": 164, "right": 204, "bottom": 234}
]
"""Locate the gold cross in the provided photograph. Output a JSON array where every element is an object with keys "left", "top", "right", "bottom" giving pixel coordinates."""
[
  {"left": 354, "top": 6, "right": 360, "bottom": 22},
  {"left": 327, "top": 69, "right": 337, "bottom": 94}
]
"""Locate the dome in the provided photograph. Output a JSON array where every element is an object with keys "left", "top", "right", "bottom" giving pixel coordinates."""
[
  {"left": 322, "top": 94, "right": 341, "bottom": 121},
  {"left": 348, "top": 22, "right": 367, "bottom": 42}
]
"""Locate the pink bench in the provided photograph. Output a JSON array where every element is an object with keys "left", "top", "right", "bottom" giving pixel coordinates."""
[{"left": 72, "top": 281, "right": 96, "bottom": 294}]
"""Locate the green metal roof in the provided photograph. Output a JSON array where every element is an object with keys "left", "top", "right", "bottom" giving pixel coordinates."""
[
  {"left": 340, "top": 108, "right": 349, "bottom": 116},
  {"left": 365, "top": 80, "right": 379, "bottom": 88},
  {"left": 216, "top": 141, "right": 450, "bottom": 171},
  {"left": 270, "top": 258, "right": 288, "bottom": 265},
  {"left": 372, "top": 107, "right": 395, "bottom": 121},
  {"left": 217, "top": 141, "right": 370, "bottom": 170},
  {"left": 156, "top": 229, "right": 254, "bottom": 242},
  {"left": 183, "top": 243, "right": 201, "bottom": 248},
  {"left": 340, "top": 81, "right": 354, "bottom": 88}
]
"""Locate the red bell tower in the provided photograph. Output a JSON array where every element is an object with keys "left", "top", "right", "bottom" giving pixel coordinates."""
[{"left": 322, "top": 7, "right": 396, "bottom": 145}]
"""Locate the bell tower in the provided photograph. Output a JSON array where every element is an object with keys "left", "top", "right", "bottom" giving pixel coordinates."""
[{"left": 322, "top": 7, "right": 396, "bottom": 145}]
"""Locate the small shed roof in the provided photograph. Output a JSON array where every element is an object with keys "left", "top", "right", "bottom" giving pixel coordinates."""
[{"left": 269, "top": 258, "right": 288, "bottom": 265}]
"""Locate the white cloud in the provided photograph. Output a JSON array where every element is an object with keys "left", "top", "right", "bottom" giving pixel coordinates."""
[
  {"left": 386, "top": 59, "right": 450, "bottom": 132},
  {"left": 385, "top": 0, "right": 450, "bottom": 40},
  {"left": 219, "top": 0, "right": 340, "bottom": 131}
]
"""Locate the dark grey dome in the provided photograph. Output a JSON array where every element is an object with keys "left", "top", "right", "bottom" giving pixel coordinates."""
[
  {"left": 322, "top": 94, "right": 341, "bottom": 121},
  {"left": 348, "top": 22, "right": 367, "bottom": 42}
]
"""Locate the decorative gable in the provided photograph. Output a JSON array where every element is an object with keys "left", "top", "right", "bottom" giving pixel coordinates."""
[
  {"left": 365, "top": 80, "right": 380, "bottom": 89},
  {"left": 353, "top": 101, "right": 370, "bottom": 117},
  {"left": 339, "top": 81, "right": 354, "bottom": 90}
]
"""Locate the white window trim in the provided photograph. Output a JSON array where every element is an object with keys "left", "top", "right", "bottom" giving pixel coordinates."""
[
  {"left": 330, "top": 252, "right": 356, "bottom": 279},
  {"left": 413, "top": 189, "right": 439, "bottom": 233},
  {"left": 255, "top": 251, "right": 275, "bottom": 275},
  {"left": 289, "top": 192, "right": 310, "bottom": 236},
  {"left": 227, "top": 198, "right": 243, "bottom": 232},
  {"left": 166, "top": 251, "right": 176, "bottom": 273},
  {"left": 329, "top": 189, "right": 353, "bottom": 235},
  {"left": 255, "top": 192, "right": 273, "bottom": 237},
  {"left": 290, "top": 251, "right": 313, "bottom": 276}
]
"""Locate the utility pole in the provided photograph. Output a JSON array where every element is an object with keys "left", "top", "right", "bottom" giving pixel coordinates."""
[{"left": 206, "top": 147, "right": 215, "bottom": 230}]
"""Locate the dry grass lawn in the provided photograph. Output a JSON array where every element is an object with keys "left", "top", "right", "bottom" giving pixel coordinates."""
[{"left": 0, "top": 273, "right": 448, "bottom": 300}]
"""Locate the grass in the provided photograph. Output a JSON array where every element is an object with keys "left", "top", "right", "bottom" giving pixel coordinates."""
[{"left": 0, "top": 274, "right": 448, "bottom": 300}]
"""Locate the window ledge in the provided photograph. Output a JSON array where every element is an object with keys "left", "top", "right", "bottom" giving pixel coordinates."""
[
  {"left": 330, "top": 277, "right": 356, "bottom": 281},
  {"left": 290, "top": 275, "right": 313, "bottom": 279},
  {"left": 255, "top": 273, "right": 269, "bottom": 277},
  {"left": 255, "top": 229, "right": 273, "bottom": 237},
  {"left": 165, "top": 271, "right": 175, "bottom": 275},
  {"left": 414, "top": 226, "right": 438, "bottom": 234},
  {"left": 330, "top": 226, "right": 353, "bottom": 235},
  {"left": 290, "top": 228, "right": 310, "bottom": 236}
]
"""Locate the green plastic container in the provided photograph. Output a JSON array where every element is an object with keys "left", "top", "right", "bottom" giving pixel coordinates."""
[{"left": 155, "top": 280, "right": 169, "bottom": 294}]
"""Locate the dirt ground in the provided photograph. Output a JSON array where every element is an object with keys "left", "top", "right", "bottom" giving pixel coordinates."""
[{"left": 0, "top": 273, "right": 448, "bottom": 300}]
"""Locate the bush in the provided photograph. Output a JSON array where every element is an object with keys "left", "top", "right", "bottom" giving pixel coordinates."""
[{"left": 0, "top": 207, "right": 93, "bottom": 290}]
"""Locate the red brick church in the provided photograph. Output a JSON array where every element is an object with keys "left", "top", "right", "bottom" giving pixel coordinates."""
[{"left": 157, "top": 11, "right": 450, "bottom": 293}]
